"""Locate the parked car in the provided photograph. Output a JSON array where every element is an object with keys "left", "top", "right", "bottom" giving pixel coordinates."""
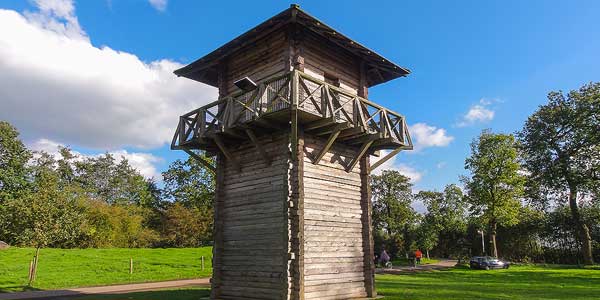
[{"left": 469, "top": 256, "right": 510, "bottom": 270}]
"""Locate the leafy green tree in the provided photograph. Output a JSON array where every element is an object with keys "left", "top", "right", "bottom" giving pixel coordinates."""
[
  {"left": 162, "top": 153, "right": 215, "bottom": 209},
  {"left": 372, "top": 170, "right": 416, "bottom": 235},
  {"left": 371, "top": 170, "right": 417, "bottom": 257},
  {"left": 463, "top": 130, "right": 525, "bottom": 257},
  {"left": 0, "top": 121, "right": 31, "bottom": 205},
  {"left": 160, "top": 202, "right": 213, "bottom": 247},
  {"left": 518, "top": 82, "right": 600, "bottom": 265},
  {"left": 416, "top": 184, "right": 468, "bottom": 257},
  {"left": 74, "top": 153, "right": 155, "bottom": 206},
  {"left": 416, "top": 220, "right": 438, "bottom": 259}
]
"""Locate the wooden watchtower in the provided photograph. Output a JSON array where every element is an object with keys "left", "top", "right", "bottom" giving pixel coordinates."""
[{"left": 172, "top": 5, "right": 413, "bottom": 299}]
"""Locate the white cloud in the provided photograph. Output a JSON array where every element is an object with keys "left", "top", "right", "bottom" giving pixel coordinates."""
[
  {"left": 0, "top": 0, "right": 216, "bottom": 150},
  {"left": 395, "top": 164, "right": 423, "bottom": 183},
  {"left": 408, "top": 123, "right": 454, "bottom": 151},
  {"left": 436, "top": 161, "right": 447, "bottom": 169},
  {"left": 371, "top": 151, "right": 423, "bottom": 184},
  {"left": 148, "top": 0, "right": 168, "bottom": 12},
  {"left": 457, "top": 99, "right": 496, "bottom": 127},
  {"left": 29, "top": 138, "right": 163, "bottom": 179}
]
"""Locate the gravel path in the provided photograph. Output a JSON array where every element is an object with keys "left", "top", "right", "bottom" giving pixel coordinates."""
[
  {"left": 376, "top": 260, "right": 458, "bottom": 274},
  {"left": 0, "top": 278, "right": 210, "bottom": 300}
]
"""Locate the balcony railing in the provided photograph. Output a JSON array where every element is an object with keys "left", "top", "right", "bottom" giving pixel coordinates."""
[{"left": 172, "top": 70, "right": 412, "bottom": 170}]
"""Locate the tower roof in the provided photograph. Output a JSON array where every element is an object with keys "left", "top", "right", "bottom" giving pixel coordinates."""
[{"left": 174, "top": 4, "right": 410, "bottom": 88}]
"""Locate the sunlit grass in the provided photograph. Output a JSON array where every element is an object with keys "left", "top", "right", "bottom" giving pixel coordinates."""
[
  {"left": 0, "top": 247, "right": 212, "bottom": 292},
  {"left": 376, "top": 265, "right": 600, "bottom": 300}
]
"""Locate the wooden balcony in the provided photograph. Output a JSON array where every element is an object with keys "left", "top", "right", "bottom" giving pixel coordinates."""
[{"left": 171, "top": 70, "right": 413, "bottom": 171}]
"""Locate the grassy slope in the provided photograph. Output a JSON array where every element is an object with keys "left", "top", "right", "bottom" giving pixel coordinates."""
[
  {"left": 0, "top": 247, "right": 212, "bottom": 292},
  {"left": 377, "top": 265, "right": 600, "bottom": 300}
]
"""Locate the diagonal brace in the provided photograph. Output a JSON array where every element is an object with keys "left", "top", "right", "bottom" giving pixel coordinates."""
[
  {"left": 213, "top": 135, "right": 240, "bottom": 170},
  {"left": 245, "top": 129, "right": 271, "bottom": 165},
  {"left": 313, "top": 124, "right": 345, "bottom": 164},
  {"left": 370, "top": 147, "right": 405, "bottom": 172},
  {"left": 182, "top": 149, "right": 216, "bottom": 174},
  {"left": 346, "top": 139, "right": 376, "bottom": 172}
]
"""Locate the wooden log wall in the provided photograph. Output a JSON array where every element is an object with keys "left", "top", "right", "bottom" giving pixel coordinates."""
[
  {"left": 223, "top": 29, "right": 288, "bottom": 95},
  {"left": 216, "top": 133, "right": 290, "bottom": 300},
  {"left": 301, "top": 135, "right": 369, "bottom": 300},
  {"left": 300, "top": 29, "right": 361, "bottom": 95}
]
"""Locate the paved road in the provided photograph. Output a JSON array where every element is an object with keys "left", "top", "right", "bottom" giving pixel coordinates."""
[
  {"left": 0, "top": 278, "right": 210, "bottom": 300},
  {"left": 376, "top": 260, "right": 458, "bottom": 274}
]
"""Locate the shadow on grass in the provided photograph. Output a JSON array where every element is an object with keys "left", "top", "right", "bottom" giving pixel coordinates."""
[
  {"left": 69, "top": 288, "right": 210, "bottom": 300},
  {"left": 0, "top": 285, "right": 43, "bottom": 293}
]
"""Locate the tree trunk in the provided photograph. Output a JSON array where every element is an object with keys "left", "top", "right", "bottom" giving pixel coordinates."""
[
  {"left": 489, "top": 220, "right": 498, "bottom": 258},
  {"left": 568, "top": 185, "right": 594, "bottom": 265}
]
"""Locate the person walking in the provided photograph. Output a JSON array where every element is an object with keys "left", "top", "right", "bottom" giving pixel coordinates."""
[{"left": 415, "top": 249, "right": 423, "bottom": 265}]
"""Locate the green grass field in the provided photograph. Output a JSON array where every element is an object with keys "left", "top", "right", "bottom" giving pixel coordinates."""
[
  {"left": 0, "top": 247, "right": 212, "bottom": 292},
  {"left": 2, "top": 248, "right": 599, "bottom": 300},
  {"left": 377, "top": 265, "right": 600, "bottom": 300}
]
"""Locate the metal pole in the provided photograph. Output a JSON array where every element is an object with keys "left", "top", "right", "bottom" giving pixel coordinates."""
[
  {"left": 481, "top": 231, "right": 485, "bottom": 256},
  {"left": 478, "top": 230, "right": 485, "bottom": 256}
]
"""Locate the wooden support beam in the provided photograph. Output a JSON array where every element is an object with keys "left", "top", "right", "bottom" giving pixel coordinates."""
[
  {"left": 370, "top": 147, "right": 404, "bottom": 171},
  {"left": 346, "top": 139, "right": 375, "bottom": 172},
  {"left": 291, "top": 70, "right": 300, "bottom": 159},
  {"left": 213, "top": 135, "right": 240, "bottom": 170},
  {"left": 338, "top": 127, "right": 366, "bottom": 139},
  {"left": 182, "top": 149, "right": 216, "bottom": 174},
  {"left": 304, "top": 117, "right": 336, "bottom": 131},
  {"left": 252, "top": 119, "right": 288, "bottom": 131},
  {"left": 312, "top": 126, "right": 343, "bottom": 164},
  {"left": 311, "top": 122, "right": 350, "bottom": 136},
  {"left": 245, "top": 129, "right": 271, "bottom": 165},
  {"left": 222, "top": 128, "right": 246, "bottom": 140},
  {"left": 345, "top": 133, "right": 381, "bottom": 145}
]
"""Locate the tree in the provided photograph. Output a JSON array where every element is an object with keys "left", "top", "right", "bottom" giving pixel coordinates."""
[
  {"left": 74, "top": 153, "right": 156, "bottom": 206},
  {"left": 416, "top": 184, "right": 468, "bottom": 258},
  {"left": 160, "top": 202, "right": 213, "bottom": 247},
  {"left": 162, "top": 153, "right": 215, "bottom": 209},
  {"left": 463, "top": 130, "right": 525, "bottom": 257},
  {"left": 371, "top": 170, "right": 417, "bottom": 256},
  {"left": 0, "top": 121, "right": 31, "bottom": 205},
  {"left": 518, "top": 82, "right": 600, "bottom": 264}
]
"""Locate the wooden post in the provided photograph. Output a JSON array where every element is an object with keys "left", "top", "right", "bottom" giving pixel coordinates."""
[
  {"left": 28, "top": 260, "right": 33, "bottom": 283},
  {"left": 201, "top": 256, "right": 205, "bottom": 271},
  {"left": 360, "top": 156, "right": 376, "bottom": 297},
  {"left": 130, "top": 258, "right": 133, "bottom": 274},
  {"left": 29, "top": 247, "right": 40, "bottom": 284}
]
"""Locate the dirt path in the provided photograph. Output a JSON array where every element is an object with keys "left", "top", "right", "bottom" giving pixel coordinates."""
[
  {"left": 0, "top": 278, "right": 210, "bottom": 300},
  {"left": 376, "top": 260, "right": 458, "bottom": 274}
]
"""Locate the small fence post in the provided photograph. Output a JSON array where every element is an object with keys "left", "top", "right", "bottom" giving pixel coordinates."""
[
  {"left": 201, "top": 256, "right": 205, "bottom": 271},
  {"left": 28, "top": 260, "right": 33, "bottom": 282},
  {"left": 130, "top": 258, "right": 133, "bottom": 274}
]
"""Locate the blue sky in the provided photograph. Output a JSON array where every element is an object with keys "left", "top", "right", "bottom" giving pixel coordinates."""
[{"left": 1, "top": 0, "right": 599, "bottom": 196}]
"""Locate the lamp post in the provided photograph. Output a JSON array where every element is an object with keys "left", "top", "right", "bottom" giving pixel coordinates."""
[{"left": 477, "top": 230, "right": 485, "bottom": 256}]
